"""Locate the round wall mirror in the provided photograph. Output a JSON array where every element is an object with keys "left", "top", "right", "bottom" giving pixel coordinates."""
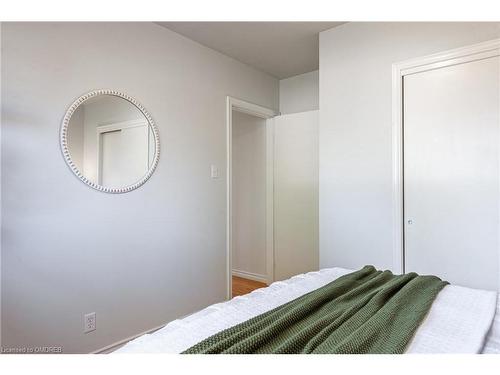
[{"left": 60, "top": 90, "right": 160, "bottom": 193}]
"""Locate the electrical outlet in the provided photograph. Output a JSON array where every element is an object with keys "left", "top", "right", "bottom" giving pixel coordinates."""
[{"left": 84, "top": 312, "right": 96, "bottom": 333}]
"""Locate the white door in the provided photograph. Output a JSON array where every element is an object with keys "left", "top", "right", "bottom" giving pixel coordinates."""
[
  {"left": 403, "top": 56, "right": 500, "bottom": 290},
  {"left": 100, "top": 124, "right": 150, "bottom": 187},
  {"left": 274, "top": 111, "right": 319, "bottom": 281}
]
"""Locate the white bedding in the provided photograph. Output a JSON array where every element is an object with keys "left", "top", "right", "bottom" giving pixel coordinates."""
[{"left": 116, "top": 267, "right": 499, "bottom": 354}]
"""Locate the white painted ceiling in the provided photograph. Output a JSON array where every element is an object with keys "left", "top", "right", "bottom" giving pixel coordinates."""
[{"left": 156, "top": 22, "right": 344, "bottom": 79}]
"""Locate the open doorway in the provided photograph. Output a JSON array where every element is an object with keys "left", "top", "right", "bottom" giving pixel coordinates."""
[{"left": 226, "top": 97, "right": 277, "bottom": 299}]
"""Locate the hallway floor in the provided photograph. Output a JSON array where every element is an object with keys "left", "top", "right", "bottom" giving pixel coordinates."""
[{"left": 232, "top": 276, "right": 267, "bottom": 297}]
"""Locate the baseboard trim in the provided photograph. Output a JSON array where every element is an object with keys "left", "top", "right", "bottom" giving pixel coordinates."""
[
  {"left": 232, "top": 269, "right": 268, "bottom": 284},
  {"left": 92, "top": 306, "right": 212, "bottom": 354},
  {"left": 92, "top": 323, "right": 165, "bottom": 354}
]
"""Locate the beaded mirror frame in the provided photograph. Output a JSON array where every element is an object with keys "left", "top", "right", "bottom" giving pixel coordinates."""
[{"left": 60, "top": 89, "right": 160, "bottom": 193}]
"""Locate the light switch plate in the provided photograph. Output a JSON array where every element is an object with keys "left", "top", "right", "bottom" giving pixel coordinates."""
[{"left": 210, "top": 165, "right": 219, "bottom": 179}]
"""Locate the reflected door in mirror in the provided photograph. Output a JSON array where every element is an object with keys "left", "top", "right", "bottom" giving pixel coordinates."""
[{"left": 98, "top": 121, "right": 154, "bottom": 188}]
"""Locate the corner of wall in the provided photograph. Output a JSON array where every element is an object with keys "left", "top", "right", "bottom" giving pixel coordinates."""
[{"left": 278, "top": 70, "right": 319, "bottom": 115}]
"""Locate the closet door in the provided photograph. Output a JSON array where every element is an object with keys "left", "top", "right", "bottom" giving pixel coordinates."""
[{"left": 404, "top": 56, "right": 500, "bottom": 290}]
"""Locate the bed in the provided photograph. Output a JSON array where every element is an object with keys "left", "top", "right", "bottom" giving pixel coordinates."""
[{"left": 116, "top": 267, "right": 500, "bottom": 354}]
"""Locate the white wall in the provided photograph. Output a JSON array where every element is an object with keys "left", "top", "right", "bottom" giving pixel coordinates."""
[
  {"left": 1, "top": 22, "right": 278, "bottom": 353},
  {"left": 274, "top": 111, "right": 319, "bottom": 281},
  {"left": 319, "top": 22, "right": 500, "bottom": 271},
  {"left": 231, "top": 111, "right": 267, "bottom": 280},
  {"left": 279, "top": 70, "right": 319, "bottom": 115}
]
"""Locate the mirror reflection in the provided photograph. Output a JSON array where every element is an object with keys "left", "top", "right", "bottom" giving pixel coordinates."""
[{"left": 66, "top": 95, "right": 155, "bottom": 189}]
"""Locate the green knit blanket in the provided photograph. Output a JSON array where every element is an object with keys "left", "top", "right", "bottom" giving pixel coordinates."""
[{"left": 183, "top": 265, "right": 447, "bottom": 354}]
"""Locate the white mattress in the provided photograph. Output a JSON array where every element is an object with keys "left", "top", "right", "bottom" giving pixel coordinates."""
[
  {"left": 483, "top": 297, "right": 500, "bottom": 353},
  {"left": 116, "top": 268, "right": 499, "bottom": 354}
]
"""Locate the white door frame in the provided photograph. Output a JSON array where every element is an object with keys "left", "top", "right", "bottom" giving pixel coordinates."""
[
  {"left": 226, "top": 96, "right": 278, "bottom": 300},
  {"left": 392, "top": 38, "right": 500, "bottom": 274}
]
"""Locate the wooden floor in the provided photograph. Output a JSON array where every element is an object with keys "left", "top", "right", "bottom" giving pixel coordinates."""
[{"left": 232, "top": 276, "right": 267, "bottom": 297}]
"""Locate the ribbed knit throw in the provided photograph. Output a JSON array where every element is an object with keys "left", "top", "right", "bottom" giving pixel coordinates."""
[{"left": 183, "top": 265, "right": 447, "bottom": 354}]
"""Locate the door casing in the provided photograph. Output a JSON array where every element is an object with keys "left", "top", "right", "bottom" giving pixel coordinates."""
[{"left": 226, "top": 96, "right": 278, "bottom": 300}]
